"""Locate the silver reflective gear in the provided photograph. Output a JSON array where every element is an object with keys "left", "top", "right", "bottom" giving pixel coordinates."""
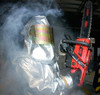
[{"left": 14, "top": 15, "right": 73, "bottom": 94}]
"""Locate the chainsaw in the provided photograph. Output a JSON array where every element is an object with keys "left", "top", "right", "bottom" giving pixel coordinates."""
[{"left": 59, "top": 1, "right": 93, "bottom": 86}]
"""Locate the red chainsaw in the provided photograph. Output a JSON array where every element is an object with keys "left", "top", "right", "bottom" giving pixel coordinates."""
[{"left": 60, "top": 1, "right": 93, "bottom": 86}]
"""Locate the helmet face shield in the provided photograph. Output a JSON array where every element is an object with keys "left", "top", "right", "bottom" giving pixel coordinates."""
[
  {"left": 29, "top": 24, "right": 54, "bottom": 45},
  {"left": 24, "top": 24, "right": 55, "bottom": 61},
  {"left": 23, "top": 16, "right": 55, "bottom": 58}
]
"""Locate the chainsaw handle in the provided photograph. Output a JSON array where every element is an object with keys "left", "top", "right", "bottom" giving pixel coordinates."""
[{"left": 62, "top": 39, "right": 91, "bottom": 47}]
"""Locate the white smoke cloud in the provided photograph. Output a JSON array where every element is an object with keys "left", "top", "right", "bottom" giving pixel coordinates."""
[{"left": 0, "top": 0, "right": 63, "bottom": 60}]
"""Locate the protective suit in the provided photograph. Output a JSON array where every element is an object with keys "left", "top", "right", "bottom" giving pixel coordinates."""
[{"left": 14, "top": 15, "right": 73, "bottom": 94}]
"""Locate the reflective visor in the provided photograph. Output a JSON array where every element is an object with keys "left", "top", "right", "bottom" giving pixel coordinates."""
[{"left": 29, "top": 24, "right": 54, "bottom": 45}]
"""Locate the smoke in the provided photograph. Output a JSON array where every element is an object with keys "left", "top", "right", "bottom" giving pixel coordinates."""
[
  {"left": 0, "top": 0, "right": 85, "bottom": 95},
  {"left": 0, "top": 0, "right": 64, "bottom": 59}
]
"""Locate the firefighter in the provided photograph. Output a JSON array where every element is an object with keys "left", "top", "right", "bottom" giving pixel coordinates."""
[{"left": 13, "top": 15, "right": 73, "bottom": 95}]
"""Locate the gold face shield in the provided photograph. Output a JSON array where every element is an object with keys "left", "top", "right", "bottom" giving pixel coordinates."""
[{"left": 29, "top": 24, "right": 54, "bottom": 45}]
